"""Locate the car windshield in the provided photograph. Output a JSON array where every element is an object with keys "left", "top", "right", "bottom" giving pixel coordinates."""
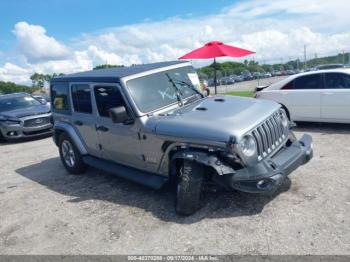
[
  {"left": 126, "top": 66, "right": 202, "bottom": 113},
  {"left": 0, "top": 95, "right": 41, "bottom": 112}
]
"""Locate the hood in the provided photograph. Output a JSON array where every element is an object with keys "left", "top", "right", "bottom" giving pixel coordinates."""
[
  {"left": 0, "top": 104, "right": 50, "bottom": 119},
  {"left": 145, "top": 96, "right": 280, "bottom": 143}
]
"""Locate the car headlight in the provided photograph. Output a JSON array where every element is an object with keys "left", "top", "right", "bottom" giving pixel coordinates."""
[
  {"left": 240, "top": 135, "right": 257, "bottom": 157},
  {"left": 4, "top": 120, "right": 20, "bottom": 125},
  {"left": 279, "top": 109, "right": 289, "bottom": 127},
  {"left": 0, "top": 119, "right": 20, "bottom": 125}
]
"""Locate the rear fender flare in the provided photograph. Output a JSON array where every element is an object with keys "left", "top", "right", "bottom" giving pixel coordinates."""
[{"left": 54, "top": 122, "right": 88, "bottom": 155}]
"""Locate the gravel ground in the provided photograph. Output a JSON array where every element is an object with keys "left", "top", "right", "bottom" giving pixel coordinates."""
[{"left": 0, "top": 123, "right": 349, "bottom": 255}]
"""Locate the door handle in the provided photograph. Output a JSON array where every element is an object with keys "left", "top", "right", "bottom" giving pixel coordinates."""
[
  {"left": 74, "top": 120, "right": 83, "bottom": 126},
  {"left": 322, "top": 92, "right": 334, "bottom": 95},
  {"left": 96, "top": 125, "right": 109, "bottom": 132}
]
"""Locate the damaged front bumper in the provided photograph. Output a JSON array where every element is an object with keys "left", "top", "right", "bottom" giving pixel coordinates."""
[{"left": 220, "top": 134, "right": 313, "bottom": 194}]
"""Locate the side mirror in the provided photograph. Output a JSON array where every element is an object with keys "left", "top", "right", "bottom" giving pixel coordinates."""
[
  {"left": 40, "top": 99, "right": 47, "bottom": 105},
  {"left": 109, "top": 106, "right": 131, "bottom": 124}
]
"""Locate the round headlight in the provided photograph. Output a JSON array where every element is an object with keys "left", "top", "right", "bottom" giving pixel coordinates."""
[
  {"left": 240, "top": 135, "right": 257, "bottom": 157},
  {"left": 279, "top": 109, "right": 289, "bottom": 127}
]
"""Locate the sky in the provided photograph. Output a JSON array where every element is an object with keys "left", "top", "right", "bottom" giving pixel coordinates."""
[{"left": 0, "top": 0, "right": 350, "bottom": 84}]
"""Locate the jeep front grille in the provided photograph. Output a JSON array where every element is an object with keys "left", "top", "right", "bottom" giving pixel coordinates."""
[{"left": 251, "top": 111, "right": 289, "bottom": 160}]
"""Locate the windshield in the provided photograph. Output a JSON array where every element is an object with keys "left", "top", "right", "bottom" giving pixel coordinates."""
[
  {"left": 126, "top": 66, "right": 202, "bottom": 113},
  {"left": 0, "top": 95, "right": 41, "bottom": 112}
]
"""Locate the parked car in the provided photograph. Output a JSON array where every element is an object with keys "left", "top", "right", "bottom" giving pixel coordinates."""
[
  {"left": 207, "top": 78, "right": 219, "bottom": 87},
  {"left": 273, "top": 71, "right": 283, "bottom": 76},
  {"left": 33, "top": 95, "right": 48, "bottom": 105},
  {"left": 286, "top": 70, "right": 295, "bottom": 75},
  {"left": 252, "top": 72, "right": 262, "bottom": 79},
  {"left": 315, "top": 64, "right": 345, "bottom": 70},
  {"left": 0, "top": 92, "right": 53, "bottom": 140},
  {"left": 255, "top": 68, "right": 350, "bottom": 123},
  {"left": 305, "top": 68, "right": 316, "bottom": 72},
  {"left": 220, "top": 76, "right": 235, "bottom": 85},
  {"left": 241, "top": 70, "right": 253, "bottom": 81},
  {"left": 51, "top": 61, "right": 313, "bottom": 216},
  {"left": 262, "top": 72, "right": 272, "bottom": 78},
  {"left": 230, "top": 74, "right": 244, "bottom": 82}
]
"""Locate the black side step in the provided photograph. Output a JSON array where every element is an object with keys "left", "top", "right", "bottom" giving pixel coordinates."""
[{"left": 82, "top": 155, "right": 168, "bottom": 189}]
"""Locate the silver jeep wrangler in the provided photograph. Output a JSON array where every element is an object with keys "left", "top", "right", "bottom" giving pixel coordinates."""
[{"left": 51, "top": 61, "right": 313, "bottom": 215}]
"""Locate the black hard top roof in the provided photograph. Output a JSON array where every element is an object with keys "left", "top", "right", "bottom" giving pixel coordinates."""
[{"left": 51, "top": 61, "right": 188, "bottom": 83}]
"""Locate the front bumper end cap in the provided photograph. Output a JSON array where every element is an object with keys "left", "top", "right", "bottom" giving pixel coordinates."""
[{"left": 230, "top": 134, "right": 313, "bottom": 194}]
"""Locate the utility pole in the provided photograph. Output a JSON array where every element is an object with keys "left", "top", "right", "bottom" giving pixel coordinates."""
[
  {"left": 304, "top": 45, "right": 307, "bottom": 69},
  {"left": 342, "top": 50, "right": 345, "bottom": 65}
]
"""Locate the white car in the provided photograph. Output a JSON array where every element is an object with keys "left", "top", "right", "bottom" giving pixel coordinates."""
[{"left": 255, "top": 69, "right": 350, "bottom": 123}]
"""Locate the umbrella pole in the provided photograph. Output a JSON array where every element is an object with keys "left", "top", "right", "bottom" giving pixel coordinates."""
[{"left": 214, "top": 57, "right": 217, "bottom": 95}]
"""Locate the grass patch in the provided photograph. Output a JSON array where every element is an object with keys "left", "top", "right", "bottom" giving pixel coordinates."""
[{"left": 225, "top": 91, "right": 254, "bottom": 97}]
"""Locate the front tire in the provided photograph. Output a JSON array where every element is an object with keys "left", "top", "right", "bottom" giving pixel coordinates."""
[
  {"left": 280, "top": 104, "right": 291, "bottom": 120},
  {"left": 175, "top": 160, "right": 205, "bottom": 216},
  {"left": 58, "top": 133, "right": 87, "bottom": 174},
  {"left": 0, "top": 130, "right": 4, "bottom": 142}
]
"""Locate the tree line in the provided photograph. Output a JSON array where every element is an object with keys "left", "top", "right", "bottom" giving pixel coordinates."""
[
  {"left": 28, "top": 65, "right": 124, "bottom": 89},
  {"left": 198, "top": 52, "right": 350, "bottom": 79},
  {"left": 30, "top": 73, "right": 65, "bottom": 89},
  {"left": 0, "top": 81, "right": 39, "bottom": 95},
  {"left": 1, "top": 52, "right": 348, "bottom": 95},
  {"left": 0, "top": 72, "right": 65, "bottom": 95}
]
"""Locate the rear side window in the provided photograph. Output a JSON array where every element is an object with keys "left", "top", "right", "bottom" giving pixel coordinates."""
[
  {"left": 51, "top": 83, "right": 70, "bottom": 113},
  {"left": 281, "top": 81, "right": 294, "bottom": 90},
  {"left": 325, "top": 73, "right": 350, "bottom": 89},
  {"left": 94, "top": 85, "right": 126, "bottom": 117},
  {"left": 294, "top": 74, "right": 323, "bottom": 90},
  {"left": 71, "top": 84, "right": 92, "bottom": 113}
]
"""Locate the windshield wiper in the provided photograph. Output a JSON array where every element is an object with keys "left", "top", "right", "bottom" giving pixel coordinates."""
[
  {"left": 173, "top": 79, "right": 203, "bottom": 97},
  {"left": 165, "top": 73, "right": 183, "bottom": 107}
]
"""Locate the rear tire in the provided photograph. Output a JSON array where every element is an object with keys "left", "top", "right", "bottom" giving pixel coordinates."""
[
  {"left": 175, "top": 160, "right": 205, "bottom": 216},
  {"left": 58, "top": 133, "right": 87, "bottom": 174}
]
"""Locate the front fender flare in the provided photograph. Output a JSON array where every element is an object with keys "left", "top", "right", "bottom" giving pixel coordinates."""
[{"left": 171, "top": 151, "right": 235, "bottom": 176}]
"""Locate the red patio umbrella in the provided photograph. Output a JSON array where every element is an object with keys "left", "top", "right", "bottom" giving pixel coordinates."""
[{"left": 179, "top": 41, "right": 255, "bottom": 94}]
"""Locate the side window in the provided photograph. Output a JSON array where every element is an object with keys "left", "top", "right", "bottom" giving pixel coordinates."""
[
  {"left": 94, "top": 85, "right": 126, "bottom": 117},
  {"left": 51, "top": 83, "right": 70, "bottom": 113},
  {"left": 281, "top": 81, "right": 294, "bottom": 90},
  {"left": 325, "top": 73, "right": 350, "bottom": 89},
  {"left": 294, "top": 74, "right": 323, "bottom": 90},
  {"left": 71, "top": 84, "right": 92, "bottom": 113}
]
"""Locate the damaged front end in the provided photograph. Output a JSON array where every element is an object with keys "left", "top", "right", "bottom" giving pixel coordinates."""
[{"left": 168, "top": 109, "right": 313, "bottom": 194}]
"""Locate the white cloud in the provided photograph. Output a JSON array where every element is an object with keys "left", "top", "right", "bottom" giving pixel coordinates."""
[
  {"left": 13, "top": 21, "right": 70, "bottom": 63},
  {"left": 78, "top": 0, "right": 350, "bottom": 65},
  {"left": 0, "top": 63, "right": 32, "bottom": 83},
  {"left": 1, "top": 0, "right": 350, "bottom": 84},
  {"left": 0, "top": 51, "right": 93, "bottom": 85}
]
